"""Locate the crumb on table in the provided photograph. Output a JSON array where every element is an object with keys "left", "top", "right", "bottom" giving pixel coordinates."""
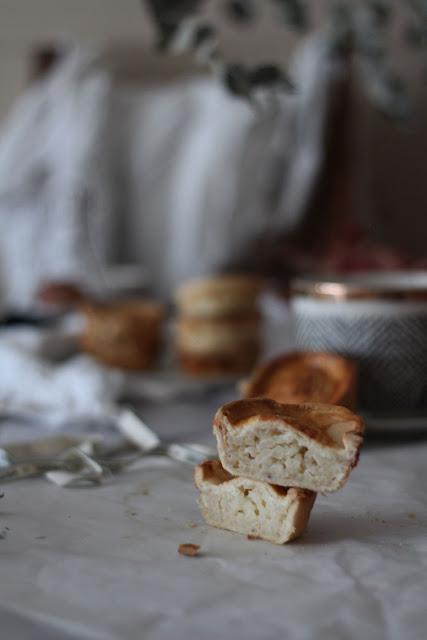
[{"left": 178, "top": 543, "right": 200, "bottom": 557}]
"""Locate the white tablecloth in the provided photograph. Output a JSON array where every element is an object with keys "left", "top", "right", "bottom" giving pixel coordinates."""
[{"left": 0, "top": 391, "right": 426, "bottom": 640}]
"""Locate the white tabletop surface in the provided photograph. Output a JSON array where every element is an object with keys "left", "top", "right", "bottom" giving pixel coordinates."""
[{"left": 0, "top": 388, "right": 427, "bottom": 640}]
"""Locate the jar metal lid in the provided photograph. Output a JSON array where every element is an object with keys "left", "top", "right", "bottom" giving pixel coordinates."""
[{"left": 290, "top": 271, "right": 427, "bottom": 301}]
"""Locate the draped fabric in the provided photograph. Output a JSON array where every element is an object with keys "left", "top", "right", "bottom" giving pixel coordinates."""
[{"left": 0, "top": 37, "right": 338, "bottom": 305}]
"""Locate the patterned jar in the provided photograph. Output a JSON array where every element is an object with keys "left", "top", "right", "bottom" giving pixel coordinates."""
[{"left": 290, "top": 272, "right": 427, "bottom": 416}]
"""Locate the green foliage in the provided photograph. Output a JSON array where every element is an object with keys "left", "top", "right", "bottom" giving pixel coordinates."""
[
  {"left": 272, "top": 0, "right": 309, "bottom": 32},
  {"left": 223, "top": 63, "right": 251, "bottom": 97},
  {"left": 145, "top": 0, "right": 204, "bottom": 49},
  {"left": 145, "top": 0, "right": 427, "bottom": 117},
  {"left": 224, "top": 0, "right": 256, "bottom": 23},
  {"left": 406, "top": 22, "right": 427, "bottom": 47},
  {"left": 368, "top": 0, "right": 393, "bottom": 27}
]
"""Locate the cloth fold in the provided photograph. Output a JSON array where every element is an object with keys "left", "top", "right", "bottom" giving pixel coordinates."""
[
  {"left": 0, "top": 36, "right": 339, "bottom": 306},
  {"left": 0, "top": 47, "right": 114, "bottom": 307},
  {"left": 122, "top": 34, "right": 340, "bottom": 296},
  {"left": 0, "top": 333, "right": 123, "bottom": 417}
]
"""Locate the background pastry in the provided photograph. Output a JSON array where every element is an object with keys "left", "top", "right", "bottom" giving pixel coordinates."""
[
  {"left": 241, "top": 351, "right": 357, "bottom": 409},
  {"left": 80, "top": 300, "right": 164, "bottom": 371},
  {"left": 175, "top": 274, "right": 263, "bottom": 377},
  {"left": 176, "top": 275, "right": 263, "bottom": 318}
]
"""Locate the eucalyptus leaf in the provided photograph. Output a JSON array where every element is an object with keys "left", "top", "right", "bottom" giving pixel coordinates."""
[
  {"left": 271, "top": 0, "right": 309, "bottom": 32},
  {"left": 328, "top": 1, "right": 353, "bottom": 55},
  {"left": 368, "top": 0, "right": 393, "bottom": 27},
  {"left": 143, "top": 0, "right": 425, "bottom": 118},
  {"left": 362, "top": 60, "right": 411, "bottom": 119},
  {"left": 145, "top": 0, "right": 204, "bottom": 49},
  {"left": 406, "top": 22, "right": 427, "bottom": 47},
  {"left": 250, "top": 64, "right": 294, "bottom": 91},
  {"left": 193, "top": 24, "right": 216, "bottom": 48},
  {"left": 224, "top": 0, "right": 256, "bottom": 23},
  {"left": 146, "top": 0, "right": 203, "bottom": 23},
  {"left": 411, "top": 0, "right": 427, "bottom": 20},
  {"left": 167, "top": 20, "right": 217, "bottom": 56},
  {"left": 223, "top": 63, "right": 251, "bottom": 97}
]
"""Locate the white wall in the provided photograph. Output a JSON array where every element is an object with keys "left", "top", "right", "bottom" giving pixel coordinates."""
[
  {"left": 0, "top": 0, "right": 300, "bottom": 122},
  {"left": 1, "top": 0, "right": 425, "bottom": 254},
  {"left": 0, "top": 0, "right": 155, "bottom": 121}
]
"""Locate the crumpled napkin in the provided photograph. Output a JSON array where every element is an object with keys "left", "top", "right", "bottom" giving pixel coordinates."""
[{"left": 0, "top": 338, "right": 124, "bottom": 417}]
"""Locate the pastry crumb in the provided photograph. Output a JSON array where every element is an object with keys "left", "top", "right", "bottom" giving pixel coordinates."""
[
  {"left": 407, "top": 512, "right": 416, "bottom": 520},
  {"left": 187, "top": 522, "right": 198, "bottom": 528},
  {"left": 178, "top": 543, "right": 200, "bottom": 557},
  {"left": 247, "top": 534, "right": 261, "bottom": 540}
]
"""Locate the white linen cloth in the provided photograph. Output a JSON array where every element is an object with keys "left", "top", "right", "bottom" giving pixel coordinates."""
[
  {"left": 120, "top": 35, "right": 340, "bottom": 296},
  {"left": 0, "top": 399, "right": 426, "bottom": 640},
  {"left": 0, "top": 37, "right": 339, "bottom": 305},
  {"left": 0, "top": 322, "right": 123, "bottom": 418},
  {"left": 0, "top": 47, "right": 114, "bottom": 308}
]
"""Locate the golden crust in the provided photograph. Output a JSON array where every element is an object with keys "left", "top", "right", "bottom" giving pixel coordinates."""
[
  {"left": 176, "top": 274, "right": 263, "bottom": 301},
  {"left": 177, "top": 310, "right": 261, "bottom": 329},
  {"left": 194, "top": 459, "right": 234, "bottom": 485},
  {"left": 241, "top": 351, "right": 357, "bottom": 409},
  {"left": 215, "top": 398, "right": 364, "bottom": 450},
  {"left": 175, "top": 274, "right": 263, "bottom": 316}
]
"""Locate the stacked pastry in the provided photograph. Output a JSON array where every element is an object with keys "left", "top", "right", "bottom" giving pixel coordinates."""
[
  {"left": 195, "top": 398, "right": 364, "bottom": 544},
  {"left": 175, "top": 275, "right": 263, "bottom": 377}
]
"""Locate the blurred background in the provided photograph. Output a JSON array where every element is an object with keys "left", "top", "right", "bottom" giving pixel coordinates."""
[
  {"left": 0, "top": 0, "right": 426, "bottom": 308},
  {"left": 0, "top": 0, "right": 425, "bottom": 435}
]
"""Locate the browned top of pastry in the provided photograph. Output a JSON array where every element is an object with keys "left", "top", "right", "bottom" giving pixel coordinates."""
[
  {"left": 242, "top": 351, "right": 356, "bottom": 406},
  {"left": 175, "top": 274, "right": 264, "bottom": 318},
  {"left": 216, "top": 398, "right": 364, "bottom": 449}
]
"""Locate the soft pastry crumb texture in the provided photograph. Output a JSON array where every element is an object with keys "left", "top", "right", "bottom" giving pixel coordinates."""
[
  {"left": 215, "top": 417, "right": 360, "bottom": 493},
  {"left": 196, "top": 470, "right": 315, "bottom": 544}
]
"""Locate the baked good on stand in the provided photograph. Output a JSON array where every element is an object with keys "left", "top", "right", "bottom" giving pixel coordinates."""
[
  {"left": 176, "top": 312, "right": 261, "bottom": 376},
  {"left": 176, "top": 274, "right": 263, "bottom": 318},
  {"left": 175, "top": 274, "right": 263, "bottom": 377}
]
